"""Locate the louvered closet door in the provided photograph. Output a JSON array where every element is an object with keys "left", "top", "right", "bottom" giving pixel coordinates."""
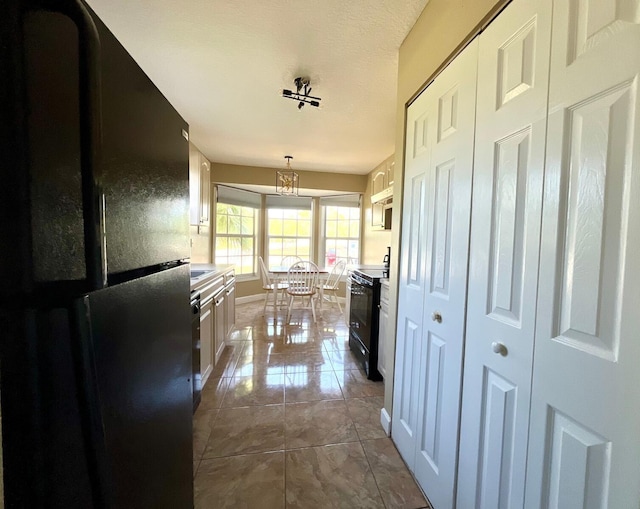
[
  {"left": 456, "top": 0, "right": 552, "bottom": 507},
  {"left": 393, "top": 39, "right": 479, "bottom": 509},
  {"left": 524, "top": 0, "right": 640, "bottom": 507}
]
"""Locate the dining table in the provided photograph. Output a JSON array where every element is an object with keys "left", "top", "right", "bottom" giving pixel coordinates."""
[{"left": 267, "top": 265, "right": 329, "bottom": 315}]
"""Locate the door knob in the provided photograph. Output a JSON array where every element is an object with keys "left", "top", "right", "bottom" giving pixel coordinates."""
[
  {"left": 431, "top": 311, "right": 442, "bottom": 323},
  {"left": 492, "top": 341, "right": 508, "bottom": 356}
]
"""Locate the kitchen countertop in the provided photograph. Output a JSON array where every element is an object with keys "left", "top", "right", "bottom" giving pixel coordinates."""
[{"left": 190, "top": 264, "right": 234, "bottom": 292}]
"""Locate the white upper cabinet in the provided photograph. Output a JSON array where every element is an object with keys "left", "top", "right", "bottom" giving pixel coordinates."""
[
  {"left": 189, "top": 142, "right": 211, "bottom": 227},
  {"left": 371, "top": 155, "right": 395, "bottom": 230}
]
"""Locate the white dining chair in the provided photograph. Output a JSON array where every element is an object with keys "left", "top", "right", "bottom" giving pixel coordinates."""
[
  {"left": 285, "top": 261, "right": 320, "bottom": 323},
  {"left": 280, "top": 255, "right": 303, "bottom": 270},
  {"left": 259, "top": 256, "right": 288, "bottom": 314},
  {"left": 319, "top": 260, "right": 346, "bottom": 313}
]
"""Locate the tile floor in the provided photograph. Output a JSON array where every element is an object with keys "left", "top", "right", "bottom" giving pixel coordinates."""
[{"left": 193, "top": 299, "right": 430, "bottom": 509}]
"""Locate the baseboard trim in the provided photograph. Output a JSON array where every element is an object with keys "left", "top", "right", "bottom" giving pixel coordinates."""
[{"left": 380, "top": 407, "right": 391, "bottom": 436}]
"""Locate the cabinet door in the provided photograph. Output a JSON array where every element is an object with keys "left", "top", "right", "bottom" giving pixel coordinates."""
[
  {"left": 525, "top": 1, "right": 640, "bottom": 507},
  {"left": 199, "top": 155, "right": 210, "bottom": 226},
  {"left": 189, "top": 143, "right": 201, "bottom": 225},
  {"left": 372, "top": 171, "right": 386, "bottom": 195},
  {"left": 393, "top": 37, "right": 479, "bottom": 509},
  {"left": 200, "top": 298, "right": 214, "bottom": 384},
  {"left": 371, "top": 202, "right": 385, "bottom": 229},
  {"left": 214, "top": 292, "right": 225, "bottom": 365},
  {"left": 226, "top": 282, "right": 235, "bottom": 335},
  {"left": 377, "top": 288, "right": 388, "bottom": 379},
  {"left": 456, "top": 0, "right": 552, "bottom": 507}
]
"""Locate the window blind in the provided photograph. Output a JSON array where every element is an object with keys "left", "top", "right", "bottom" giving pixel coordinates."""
[
  {"left": 217, "top": 185, "right": 261, "bottom": 208},
  {"left": 265, "top": 195, "right": 312, "bottom": 210},
  {"left": 319, "top": 194, "right": 361, "bottom": 208}
]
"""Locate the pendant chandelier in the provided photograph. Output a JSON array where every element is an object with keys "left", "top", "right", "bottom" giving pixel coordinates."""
[{"left": 276, "top": 156, "right": 299, "bottom": 196}]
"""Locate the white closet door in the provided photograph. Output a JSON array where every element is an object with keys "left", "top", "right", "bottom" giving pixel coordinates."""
[
  {"left": 393, "top": 82, "right": 432, "bottom": 468},
  {"left": 456, "top": 0, "right": 552, "bottom": 507},
  {"left": 393, "top": 40, "right": 479, "bottom": 509},
  {"left": 524, "top": 0, "right": 640, "bottom": 507},
  {"left": 413, "top": 39, "right": 479, "bottom": 509}
]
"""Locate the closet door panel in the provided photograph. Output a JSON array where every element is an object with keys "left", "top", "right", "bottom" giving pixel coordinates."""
[
  {"left": 456, "top": 0, "right": 552, "bottom": 507},
  {"left": 393, "top": 88, "right": 432, "bottom": 468},
  {"left": 414, "top": 38, "right": 479, "bottom": 509},
  {"left": 525, "top": 0, "right": 640, "bottom": 507}
]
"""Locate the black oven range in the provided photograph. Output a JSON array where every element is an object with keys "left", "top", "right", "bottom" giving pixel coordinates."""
[{"left": 348, "top": 268, "right": 385, "bottom": 381}]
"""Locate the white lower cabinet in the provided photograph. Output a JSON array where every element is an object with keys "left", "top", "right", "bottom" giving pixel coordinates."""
[
  {"left": 194, "top": 268, "right": 236, "bottom": 387},
  {"left": 199, "top": 296, "right": 214, "bottom": 385},
  {"left": 377, "top": 282, "right": 389, "bottom": 379},
  {"left": 199, "top": 275, "right": 224, "bottom": 386},
  {"left": 393, "top": 0, "right": 640, "bottom": 507},
  {"left": 214, "top": 288, "right": 226, "bottom": 366},
  {"left": 225, "top": 274, "right": 236, "bottom": 336}
]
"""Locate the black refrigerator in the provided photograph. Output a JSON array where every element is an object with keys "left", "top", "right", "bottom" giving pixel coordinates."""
[{"left": 0, "top": 1, "right": 194, "bottom": 507}]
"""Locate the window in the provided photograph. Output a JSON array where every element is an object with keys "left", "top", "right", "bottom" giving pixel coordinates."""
[
  {"left": 266, "top": 196, "right": 312, "bottom": 268},
  {"left": 321, "top": 195, "right": 361, "bottom": 267},
  {"left": 215, "top": 186, "right": 260, "bottom": 276}
]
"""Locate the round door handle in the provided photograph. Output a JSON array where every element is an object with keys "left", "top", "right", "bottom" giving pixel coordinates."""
[
  {"left": 492, "top": 341, "right": 508, "bottom": 356},
  {"left": 431, "top": 311, "right": 442, "bottom": 323}
]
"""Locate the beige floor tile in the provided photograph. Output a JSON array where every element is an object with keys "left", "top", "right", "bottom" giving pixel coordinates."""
[
  {"left": 227, "top": 326, "right": 255, "bottom": 341},
  {"left": 203, "top": 405, "right": 284, "bottom": 459},
  {"left": 193, "top": 408, "right": 218, "bottom": 465},
  {"left": 241, "top": 341, "right": 277, "bottom": 356},
  {"left": 198, "top": 377, "right": 229, "bottom": 412},
  {"left": 335, "top": 369, "right": 385, "bottom": 398},
  {"left": 211, "top": 342, "right": 244, "bottom": 378},
  {"left": 285, "top": 443, "right": 384, "bottom": 508},
  {"left": 320, "top": 333, "right": 351, "bottom": 352},
  {"left": 346, "top": 396, "right": 387, "bottom": 440},
  {"left": 233, "top": 351, "right": 287, "bottom": 377},
  {"left": 271, "top": 337, "right": 326, "bottom": 354},
  {"left": 222, "top": 373, "right": 285, "bottom": 407},
  {"left": 285, "top": 399, "right": 358, "bottom": 449},
  {"left": 362, "top": 438, "right": 430, "bottom": 509},
  {"left": 325, "top": 348, "right": 363, "bottom": 371},
  {"left": 282, "top": 350, "right": 334, "bottom": 373},
  {"left": 284, "top": 370, "right": 344, "bottom": 403},
  {"left": 195, "top": 451, "right": 285, "bottom": 509}
]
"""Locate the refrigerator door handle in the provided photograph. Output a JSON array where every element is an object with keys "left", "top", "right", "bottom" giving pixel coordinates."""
[
  {"left": 30, "top": 0, "right": 107, "bottom": 291},
  {"left": 70, "top": 296, "right": 113, "bottom": 509}
]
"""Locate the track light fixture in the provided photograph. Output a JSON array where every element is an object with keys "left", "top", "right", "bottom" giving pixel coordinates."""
[{"left": 282, "top": 77, "right": 321, "bottom": 109}]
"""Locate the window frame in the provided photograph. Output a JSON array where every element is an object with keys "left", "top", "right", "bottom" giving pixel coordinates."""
[
  {"left": 214, "top": 200, "right": 260, "bottom": 278},
  {"left": 319, "top": 197, "right": 361, "bottom": 268},
  {"left": 265, "top": 205, "right": 313, "bottom": 269}
]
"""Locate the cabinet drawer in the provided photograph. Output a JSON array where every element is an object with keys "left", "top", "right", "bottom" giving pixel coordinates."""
[{"left": 199, "top": 275, "right": 224, "bottom": 304}]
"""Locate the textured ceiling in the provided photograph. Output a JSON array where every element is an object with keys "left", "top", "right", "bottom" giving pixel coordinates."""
[{"left": 86, "top": 0, "right": 428, "bottom": 175}]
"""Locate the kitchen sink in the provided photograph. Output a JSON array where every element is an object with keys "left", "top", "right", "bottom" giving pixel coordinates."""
[{"left": 190, "top": 270, "right": 209, "bottom": 278}]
